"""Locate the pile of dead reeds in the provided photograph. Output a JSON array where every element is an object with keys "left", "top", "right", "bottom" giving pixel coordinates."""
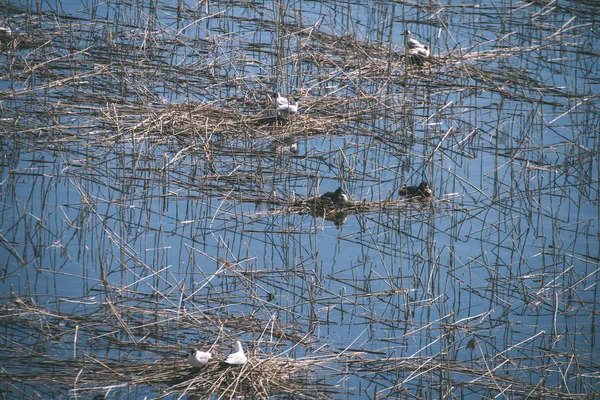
[
  {"left": 70, "top": 354, "right": 336, "bottom": 399},
  {"left": 1, "top": 294, "right": 337, "bottom": 399}
]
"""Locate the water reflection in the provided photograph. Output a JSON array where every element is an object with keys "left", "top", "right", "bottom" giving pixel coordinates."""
[{"left": 269, "top": 137, "right": 298, "bottom": 155}]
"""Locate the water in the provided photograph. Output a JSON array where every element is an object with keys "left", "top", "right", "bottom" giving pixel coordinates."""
[{"left": 0, "top": 0, "right": 598, "bottom": 398}]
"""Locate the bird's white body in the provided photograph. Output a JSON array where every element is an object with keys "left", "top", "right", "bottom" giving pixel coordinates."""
[
  {"left": 277, "top": 98, "right": 298, "bottom": 115},
  {"left": 409, "top": 45, "right": 430, "bottom": 58},
  {"left": 404, "top": 30, "right": 425, "bottom": 49},
  {"left": 0, "top": 26, "right": 12, "bottom": 37},
  {"left": 187, "top": 349, "right": 212, "bottom": 367},
  {"left": 404, "top": 30, "right": 429, "bottom": 59},
  {"left": 272, "top": 92, "right": 289, "bottom": 108},
  {"left": 406, "top": 37, "right": 422, "bottom": 49},
  {"left": 224, "top": 341, "right": 248, "bottom": 365},
  {"left": 338, "top": 192, "right": 349, "bottom": 203}
]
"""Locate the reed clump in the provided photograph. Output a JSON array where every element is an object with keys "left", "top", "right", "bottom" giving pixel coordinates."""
[
  {"left": 164, "top": 357, "right": 332, "bottom": 399},
  {"left": 0, "top": 1, "right": 598, "bottom": 399},
  {"left": 128, "top": 101, "right": 350, "bottom": 143}
]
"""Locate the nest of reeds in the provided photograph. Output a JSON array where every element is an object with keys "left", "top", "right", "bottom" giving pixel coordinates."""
[
  {"left": 167, "top": 358, "right": 330, "bottom": 399},
  {"left": 294, "top": 196, "right": 368, "bottom": 227},
  {"left": 127, "top": 101, "right": 350, "bottom": 143},
  {"left": 0, "top": 31, "right": 42, "bottom": 52},
  {"left": 72, "top": 355, "right": 334, "bottom": 399},
  {"left": 279, "top": 193, "right": 446, "bottom": 226}
]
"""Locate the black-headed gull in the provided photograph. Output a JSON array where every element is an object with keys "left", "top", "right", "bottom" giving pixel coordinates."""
[
  {"left": 0, "top": 26, "right": 12, "bottom": 37},
  {"left": 187, "top": 348, "right": 212, "bottom": 367},
  {"left": 277, "top": 98, "right": 299, "bottom": 115},
  {"left": 409, "top": 45, "right": 430, "bottom": 58}
]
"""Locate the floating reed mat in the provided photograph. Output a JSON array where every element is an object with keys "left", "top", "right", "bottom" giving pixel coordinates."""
[
  {"left": 126, "top": 101, "right": 356, "bottom": 142},
  {"left": 0, "top": 296, "right": 335, "bottom": 399},
  {"left": 164, "top": 357, "right": 334, "bottom": 399},
  {"left": 246, "top": 194, "right": 467, "bottom": 224},
  {"left": 67, "top": 355, "right": 335, "bottom": 399},
  {"left": 354, "top": 356, "right": 595, "bottom": 400}
]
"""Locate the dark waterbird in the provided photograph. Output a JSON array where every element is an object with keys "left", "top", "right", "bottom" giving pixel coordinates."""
[
  {"left": 398, "top": 181, "right": 432, "bottom": 198},
  {"left": 320, "top": 187, "right": 349, "bottom": 205}
]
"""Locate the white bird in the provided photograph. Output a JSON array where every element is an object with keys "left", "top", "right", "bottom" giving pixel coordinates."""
[
  {"left": 409, "top": 45, "right": 430, "bottom": 58},
  {"left": 404, "top": 30, "right": 425, "bottom": 50},
  {"left": 277, "top": 98, "right": 299, "bottom": 115},
  {"left": 272, "top": 92, "right": 289, "bottom": 109},
  {"left": 288, "top": 141, "right": 298, "bottom": 154},
  {"left": 0, "top": 26, "right": 12, "bottom": 38},
  {"left": 224, "top": 341, "right": 248, "bottom": 365},
  {"left": 186, "top": 348, "right": 212, "bottom": 367},
  {"left": 404, "top": 30, "right": 430, "bottom": 64}
]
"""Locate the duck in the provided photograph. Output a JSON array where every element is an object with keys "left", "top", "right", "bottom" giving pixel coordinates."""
[
  {"left": 224, "top": 341, "right": 248, "bottom": 365},
  {"left": 186, "top": 348, "right": 212, "bottom": 367},
  {"left": 398, "top": 181, "right": 432, "bottom": 198},
  {"left": 320, "top": 187, "right": 349, "bottom": 205},
  {"left": 272, "top": 92, "right": 289, "bottom": 109},
  {"left": 277, "top": 97, "right": 299, "bottom": 115}
]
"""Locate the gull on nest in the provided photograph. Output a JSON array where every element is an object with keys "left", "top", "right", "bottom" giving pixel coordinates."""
[
  {"left": 409, "top": 45, "right": 430, "bottom": 58},
  {"left": 224, "top": 340, "right": 248, "bottom": 365},
  {"left": 272, "top": 92, "right": 289, "bottom": 108},
  {"left": 186, "top": 348, "right": 212, "bottom": 367},
  {"left": 404, "top": 30, "right": 426, "bottom": 49},
  {"left": 277, "top": 97, "right": 299, "bottom": 115},
  {"left": 404, "top": 30, "right": 430, "bottom": 62}
]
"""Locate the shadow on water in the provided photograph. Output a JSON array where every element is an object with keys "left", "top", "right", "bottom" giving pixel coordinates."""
[{"left": 0, "top": 0, "right": 599, "bottom": 398}]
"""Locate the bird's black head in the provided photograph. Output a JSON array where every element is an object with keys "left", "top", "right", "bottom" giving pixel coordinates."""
[{"left": 419, "top": 181, "right": 429, "bottom": 189}]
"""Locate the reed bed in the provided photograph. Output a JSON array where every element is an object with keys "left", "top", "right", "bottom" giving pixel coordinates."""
[{"left": 0, "top": 0, "right": 599, "bottom": 399}]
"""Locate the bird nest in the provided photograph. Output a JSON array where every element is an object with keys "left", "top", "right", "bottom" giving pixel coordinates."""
[
  {"left": 167, "top": 358, "right": 330, "bottom": 399},
  {"left": 126, "top": 102, "right": 349, "bottom": 143},
  {"left": 71, "top": 356, "right": 334, "bottom": 399}
]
